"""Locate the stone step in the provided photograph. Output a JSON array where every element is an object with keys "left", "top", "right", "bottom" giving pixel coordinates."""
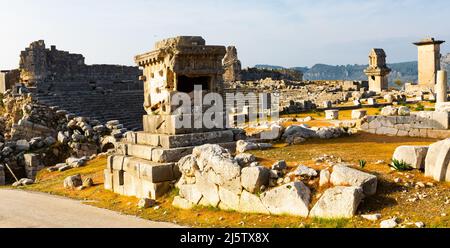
[
  {"left": 125, "top": 130, "right": 234, "bottom": 149},
  {"left": 116, "top": 141, "right": 237, "bottom": 163}
]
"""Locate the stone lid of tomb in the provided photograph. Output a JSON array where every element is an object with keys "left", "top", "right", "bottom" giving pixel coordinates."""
[
  {"left": 154, "top": 36, "right": 206, "bottom": 49},
  {"left": 413, "top": 37, "right": 445, "bottom": 46},
  {"left": 135, "top": 36, "right": 226, "bottom": 66}
]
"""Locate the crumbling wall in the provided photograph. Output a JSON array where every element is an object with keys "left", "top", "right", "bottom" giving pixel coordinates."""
[
  {"left": 19, "top": 40, "right": 142, "bottom": 89},
  {"left": 0, "top": 90, "right": 128, "bottom": 183},
  {"left": 360, "top": 112, "right": 450, "bottom": 139}
]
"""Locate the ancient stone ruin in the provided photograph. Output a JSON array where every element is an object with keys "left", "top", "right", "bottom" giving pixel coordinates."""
[
  {"left": 19, "top": 40, "right": 141, "bottom": 88},
  {"left": 364, "top": 48, "right": 391, "bottom": 93},
  {"left": 10, "top": 40, "right": 146, "bottom": 130},
  {"left": 406, "top": 37, "right": 446, "bottom": 93},
  {"left": 104, "top": 36, "right": 240, "bottom": 199},
  {"left": 223, "top": 46, "right": 242, "bottom": 82}
]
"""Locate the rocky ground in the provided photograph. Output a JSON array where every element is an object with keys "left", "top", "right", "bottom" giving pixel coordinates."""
[{"left": 11, "top": 132, "right": 449, "bottom": 228}]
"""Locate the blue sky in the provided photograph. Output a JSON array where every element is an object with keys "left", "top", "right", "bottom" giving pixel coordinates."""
[{"left": 1, "top": 0, "right": 449, "bottom": 69}]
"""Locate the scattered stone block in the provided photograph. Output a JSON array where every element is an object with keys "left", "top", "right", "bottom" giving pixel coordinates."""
[
  {"left": 172, "top": 196, "right": 194, "bottom": 210},
  {"left": 381, "top": 106, "right": 398, "bottom": 116},
  {"left": 325, "top": 110, "right": 339, "bottom": 120},
  {"left": 293, "top": 165, "right": 317, "bottom": 177},
  {"left": 310, "top": 186, "right": 364, "bottom": 219},
  {"left": 392, "top": 145, "right": 428, "bottom": 169},
  {"left": 63, "top": 174, "right": 83, "bottom": 189},
  {"left": 424, "top": 138, "right": 450, "bottom": 182},
  {"left": 361, "top": 213, "right": 382, "bottom": 221},
  {"left": 260, "top": 182, "right": 310, "bottom": 217},
  {"left": 330, "top": 165, "right": 377, "bottom": 196},
  {"left": 234, "top": 153, "right": 256, "bottom": 167},
  {"left": 351, "top": 109, "right": 367, "bottom": 119},
  {"left": 380, "top": 218, "right": 398, "bottom": 228},
  {"left": 241, "top": 166, "right": 270, "bottom": 193},
  {"left": 319, "top": 169, "right": 331, "bottom": 187}
]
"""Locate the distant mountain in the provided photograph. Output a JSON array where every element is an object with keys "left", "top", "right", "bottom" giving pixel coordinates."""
[
  {"left": 254, "top": 64, "right": 286, "bottom": 70},
  {"left": 254, "top": 54, "right": 450, "bottom": 86},
  {"left": 255, "top": 62, "right": 419, "bottom": 85}
]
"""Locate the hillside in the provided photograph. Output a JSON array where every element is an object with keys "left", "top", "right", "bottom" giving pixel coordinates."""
[{"left": 255, "top": 54, "right": 450, "bottom": 85}]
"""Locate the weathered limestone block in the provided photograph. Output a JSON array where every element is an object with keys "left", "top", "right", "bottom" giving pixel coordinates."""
[
  {"left": 384, "top": 94, "right": 394, "bottom": 103},
  {"left": 293, "top": 165, "right": 318, "bottom": 177},
  {"left": 140, "top": 180, "right": 171, "bottom": 200},
  {"left": 397, "top": 106, "right": 411, "bottom": 116},
  {"left": 126, "top": 144, "right": 153, "bottom": 161},
  {"left": 179, "top": 184, "right": 203, "bottom": 205},
  {"left": 309, "top": 186, "right": 364, "bottom": 219},
  {"left": 193, "top": 144, "right": 241, "bottom": 181},
  {"left": 236, "top": 140, "right": 259, "bottom": 153},
  {"left": 241, "top": 166, "right": 270, "bottom": 193},
  {"left": 172, "top": 196, "right": 194, "bottom": 210},
  {"left": 123, "top": 171, "right": 140, "bottom": 196},
  {"left": 352, "top": 109, "right": 367, "bottom": 120},
  {"left": 435, "top": 102, "right": 450, "bottom": 112},
  {"left": 152, "top": 147, "right": 193, "bottom": 163},
  {"left": 260, "top": 124, "right": 284, "bottom": 140},
  {"left": 425, "top": 139, "right": 450, "bottom": 182},
  {"left": 218, "top": 186, "right": 240, "bottom": 210},
  {"left": 330, "top": 165, "right": 377, "bottom": 195},
  {"left": 368, "top": 118, "right": 382, "bottom": 129},
  {"left": 238, "top": 190, "right": 270, "bottom": 215},
  {"left": 194, "top": 171, "right": 220, "bottom": 207},
  {"left": 427, "top": 130, "right": 450, "bottom": 139},
  {"left": 260, "top": 182, "right": 311, "bottom": 217},
  {"left": 162, "top": 130, "right": 234, "bottom": 149},
  {"left": 392, "top": 146, "right": 429, "bottom": 169},
  {"left": 139, "top": 160, "right": 176, "bottom": 183},
  {"left": 234, "top": 153, "right": 256, "bottom": 167},
  {"left": 381, "top": 106, "right": 397, "bottom": 116},
  {"left": 319, "top": 169, "right": 331, "bottom": 187},
  {"left": 143, "top": 114, "right": 225, "bottom": 135},
  {"left": 325, "top": 110, "right": 339, "bottom": 120},
  {"left": 104, "top": 169, "right": 113, "bottom": 190},
  {"left": 282, "top": 125, "right": 317, "bottom": 139},
  {"left": 63, "top": 174, "right": 82, "bottom": 189},
  {"left": 135, "top": 132, "right": 159, "bottom": 146},
  {"left": 112, "top": 170, "right": 125, "bottom": 195},
  {"left": 177, "top": 155, "right": 198, "bottom": 177},
  {"left": 379, "top": 116, "right": 396, "bottom": 127}
]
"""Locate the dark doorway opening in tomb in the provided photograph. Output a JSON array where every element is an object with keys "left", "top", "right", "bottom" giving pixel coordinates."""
[{"left": 177, "top": 75, "right": 211, "bottom": 93}]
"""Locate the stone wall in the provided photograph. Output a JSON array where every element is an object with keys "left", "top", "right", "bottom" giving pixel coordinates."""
[
  {"left": 361, "top": 112, "right": 450, "bottom": 139},
  {"left": 0, "top": 69, "right": 20, "bottom": 93},
  {"left": 19, "top": 40, "right": 142, "bottom": 89}
]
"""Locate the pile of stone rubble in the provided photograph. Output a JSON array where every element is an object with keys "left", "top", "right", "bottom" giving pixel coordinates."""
[
  {"left": 173, "top": 144, "right": 378, "bottom": 218},
  {"left": 0, "top": 90, "right": 126, "bottom": 185}
]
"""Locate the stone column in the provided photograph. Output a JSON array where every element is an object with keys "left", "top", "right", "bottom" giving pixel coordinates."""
[{"left": 436, "top": 70, "right": 448, "bottom": 103}]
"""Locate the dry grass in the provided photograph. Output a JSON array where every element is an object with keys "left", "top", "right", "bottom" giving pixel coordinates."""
[{"left": 20, "top": 132, "right": 450, "bottom": 228}]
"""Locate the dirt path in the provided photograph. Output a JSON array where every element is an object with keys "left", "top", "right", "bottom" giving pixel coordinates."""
[{"left": 0, "top": 189, "right": 182, "bottom": 228}]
